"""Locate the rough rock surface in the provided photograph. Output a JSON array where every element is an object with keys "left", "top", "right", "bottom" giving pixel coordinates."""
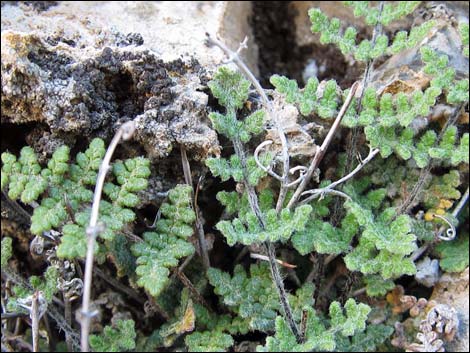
[
  {"left": 430, "top": 267, "right": 469, "bottom": 352},
  {"left": 1, "top": 1, "right": 257, "bottom": 161}
]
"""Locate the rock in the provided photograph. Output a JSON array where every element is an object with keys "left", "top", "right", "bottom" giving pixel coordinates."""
[
  {"left": 430, "top": 267, "right": 469, "bottom": 352},
  {"left": 369, "top": 17, "right": 469, "bottom": 96},
  {"left": 415, "top": 256, "right": 441, "bottom": 288},
  {"left": 1, "top": 1, "right": 258, "bottom": 160}
]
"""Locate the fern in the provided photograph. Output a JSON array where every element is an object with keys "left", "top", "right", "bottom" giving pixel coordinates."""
[
  {"left": 1, "top": 237, "right": 13, "bottom": 267},
  {"left": 257, "top": 299, "right": 371, "bottom": 352},
  {"left": 89, "top": 319, "right": 136, "bottom": 352},
  {"left": 343, "top": 200, "right": 417, "bottom": 279},
  {"left": 435, "top": 233, "right": 469, "bottom": 272},
  {"left": 1, "top": 138, "right": 151, "bottom": 259},
  {"left": 131, "top": 185, "right": 196, "bottom": 297},
  {"left": 208, "top": 263, "right": 314, "bottom": 332}
]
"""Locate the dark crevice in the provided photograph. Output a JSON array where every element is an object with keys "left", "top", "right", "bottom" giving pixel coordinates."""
[
  {"left": 251, "top": 1, "right": 305, "bottom": 87},
  {"left": 1, "top": 122, "right": 41, "bottom": 154},
  {"left": 250, "top": 1, "right": 353, "bottom": 88}
]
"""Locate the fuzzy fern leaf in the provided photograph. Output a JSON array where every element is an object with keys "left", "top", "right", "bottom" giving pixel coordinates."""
[
  {"left": 56, "top": 224, "right": 88, "bottom": 259},
  {"left": 435, "top": 234, "right": 469, "bottom": 272},
  {"left": 207, "top": 263, "right": 280, "bottom": 331},
  {"left": 423, "top": 170, "right": 461, "bottom": 210},
  {"left": 310, "top": 5, "right": 431, "bottom": 61},
  {"left": 387, "top": 20, "right": 436, "bottom": 54},
  {"left": 208, "top": 67, "right": 250, "bottom": 110},
  {"left": 131, "top": 185, "right": 195, "bottom": 297},
  {"left": 363, "top": 275, "right": 395, "bottom": 297},
  {"left": 208, "top": 263, "right": 315, "bottom": 333},
  {"left": 89, "top": 319, "right": 136, "bottom": 352},
  {"left": 29, "top": 266, "right": 59, "bottom": 302},
  {"left": 30, "top": 198, "right": 68, "bottom": 236},
  {"left": 343, "top": 1, "right": 420, "bottom": 26},
  {"left": 460, "top": 22, "right": 469, "bottom": 57},
  {"left": 428, "top": 127, "right": 469, "bottom": 166},
  {"left": 216, "top": 204, "right": 312, "bottom": 246},
  {"left": 271, "top": 75, "right": 340, "bottom": 118},
  {"left": 258, "top": 299, "right": 370, "bottom": 352},
  {"left": 413, "top": 130, "right": 437, "bottom": 168},
  {"left": 335, "top": 324, "right": 394, "bottom": 352},
  {"left": 330, "top": 298, "right": 371, "bottom": 336},
  {"left": 1, "top": 137, "right": 148, "bottom": 261},
  {"left": 1, "top": 237, "right": 13, "bottom": 267},
  {"left": 1, "top": 147, "right": 48, "bottom": 203},
  {"left": 111, "top": 157, "right": 151, "bottom": 207},
  {"left": 292, "top": 213, "right": 357, "bottom": 256},
  {"left": 447, "top": 78, "right": 469, "bottom": 104},
  {"left": 185, "top": 331, "right": 234, "bottom": 352},
  {"left": 344, "top": 201, "right": 417, "bottom": 279}
]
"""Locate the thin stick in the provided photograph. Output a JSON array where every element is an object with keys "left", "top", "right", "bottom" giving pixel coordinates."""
[
  {"left": 146, "top": 295, "right": 170, "bottom": 321},
  {"left": 80, "top": 120, "right": 136, "bottom": 352},
  {"left": 174, "top": 269, "right": 211, "bottom": 310},
  {"left": 287, "top": 82, "right": 359, "bottom": 210},
  {"left": 170, "top": 253, "right": 195, "bottom": 280},
  {"left": 300, "top": 309, "right": 308, "bottom": 343},
  {"left": 351, "top": 287, "right": 367, "bottom": 297},
  {"left": 31, "top": 292, "right": 39, "bottom": 352},
  {"left": 451, "top": 187, "right": 469, "bottom": 218},
  {"left": 180, "top": 146, "right": 210, "bottom": 270},
  {"left": 63, "top": 293, "right": 73, "bottom": 352},
  {"left": 250, "top": 253, "right": 297, "bottom": 268}
]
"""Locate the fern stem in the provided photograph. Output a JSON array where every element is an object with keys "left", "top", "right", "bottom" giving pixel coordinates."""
[
  {"left": 232, "top": 137, "right": 302, "bottom": 342},
  {"left": 205, "top": 33, "right": 291, "bottom": 212},
  {"left": 63, "top": 293, "right": 73, "bottom": 352},
  {"left": 80, "top": 120, "right": 136, "bottom": 352},
  {"left": 175, "top": 269, "right": 212, "bottom": 310},
  {"left": 206, "top": 33, "right": 305, "bottom": 342},
  {"left": 266, "top": 242, "right": 303, "bottom": 342},
  {"left": 345, "top": 1, "right": 385, "bottom": 174},
  {"left": 180, "top": 146, "right": 210, "bottom": 270}
]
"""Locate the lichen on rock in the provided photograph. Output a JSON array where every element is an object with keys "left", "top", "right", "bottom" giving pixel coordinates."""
[{"left": 1, "top": 29, "right": 220, "bottom": 160}]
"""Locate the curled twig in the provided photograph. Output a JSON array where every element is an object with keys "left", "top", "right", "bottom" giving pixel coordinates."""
[
  {"left": 433, "top": 214, "right": 456, "bottom": 241},
  {"left": 299, "top": 147, "right": 379, "bottom": 205},
  {"left": 285, "top": 166, "right": 309, "bottom": 188},
  {"left": 254, "top": 140, "right": 283, "bottom": 181}
]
